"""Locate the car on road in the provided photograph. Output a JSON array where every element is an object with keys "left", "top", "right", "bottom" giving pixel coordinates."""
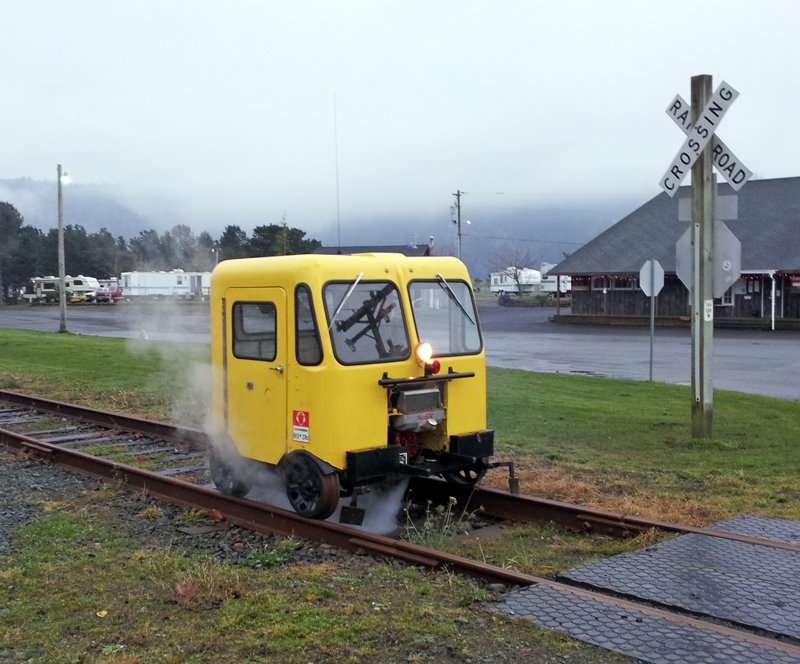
[{"left": 95, "top": 288, "right": 123, "bottom": 303}]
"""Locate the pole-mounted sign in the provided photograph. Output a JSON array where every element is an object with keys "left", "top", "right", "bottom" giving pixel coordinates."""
[
  {"left": 659, "top": 76, "right": 750, "bottom": 439},
  {"left": 666, "top": 95, "right": 752, "bottom": 191},
  {"left": 639, "top": 259, "right": 664, "bottom": 382},
  {"left": 660, "top": 81, "right": 747, "bottom": 196}
]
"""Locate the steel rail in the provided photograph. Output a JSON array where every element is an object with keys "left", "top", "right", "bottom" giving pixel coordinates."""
[
  {"left": 0, "top": 424, "right": 526, "bottom": 585},
  {"left": 410, "top": 477, "right": 800, "bottom": 554},
  {"left": 2, "top": 426, "right": 800, "bottom": 658},
  {"left": 3, "top": 389, "right": 799, "bottom": 554},
  {"left": 0, "top": 389, "right": 206, "bottom": 447}
]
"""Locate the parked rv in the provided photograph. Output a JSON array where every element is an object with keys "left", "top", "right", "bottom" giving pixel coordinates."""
[
  {"left": 540, "top": 262, "right": 571, "bottom": 294},
  {"left": 22, "top": 275, "right": 101, "bottom": 303},
  {"left": 120, "top": 270, "right": 211, "bottom": 300}
]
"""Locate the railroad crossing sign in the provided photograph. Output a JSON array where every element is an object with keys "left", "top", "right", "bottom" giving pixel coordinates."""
[
  {"left": 666, "top": 94, "right": 752, "bottom": 191},
  {"left": 660, "top": 81, "right": 750, "bottom": 196}
]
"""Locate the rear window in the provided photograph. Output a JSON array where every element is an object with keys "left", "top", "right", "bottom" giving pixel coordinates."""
[{"left": 232, "top": 301, "right": 277, "bottom": 361}]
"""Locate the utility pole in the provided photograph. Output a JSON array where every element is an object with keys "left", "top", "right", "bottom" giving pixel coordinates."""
[
  {"left": 690, "top": 75, "right": 715, "bottom": 438},
  {"left": 452, "top": 190, "right": 462, "bottom": 260},
  {"left": 57, "top": 164, "right": 67, "bottom": 333}
]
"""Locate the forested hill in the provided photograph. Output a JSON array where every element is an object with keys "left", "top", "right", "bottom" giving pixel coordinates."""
[{"left": 0, "top": 178, "right": 150, "bottom": 239}]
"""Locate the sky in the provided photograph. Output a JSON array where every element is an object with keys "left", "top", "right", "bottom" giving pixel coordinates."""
[{"left": 2, "top": 1, "right": 799, "bottom": 252}]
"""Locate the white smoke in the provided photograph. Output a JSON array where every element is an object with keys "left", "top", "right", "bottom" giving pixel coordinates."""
[{"left": 125, "top": 298, "right": 407, "bottom": 535}]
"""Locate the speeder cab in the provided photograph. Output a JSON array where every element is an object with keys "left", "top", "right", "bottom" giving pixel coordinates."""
[{"left": 209, "top": 252, "right": 493, "bottom": 521}]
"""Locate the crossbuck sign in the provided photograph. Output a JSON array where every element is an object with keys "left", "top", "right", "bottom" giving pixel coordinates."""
[{"left": 660, "top": 81, "right": 751, "bottom": 196}]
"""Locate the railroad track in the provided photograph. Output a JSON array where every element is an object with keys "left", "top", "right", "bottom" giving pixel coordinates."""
[
  {"left": 1, "top": 389, "right": 797, "bottom": 556},
  {"left": 4, "top": 389, "right": 800, "bottom": 663}
]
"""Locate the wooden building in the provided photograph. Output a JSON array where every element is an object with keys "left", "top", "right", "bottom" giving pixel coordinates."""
[{"left": 550, "top": 177, "right": 800, "bottom": 327}]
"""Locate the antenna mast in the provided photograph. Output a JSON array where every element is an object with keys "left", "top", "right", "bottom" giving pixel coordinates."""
[{"left": 334, "top": 94, "right": 341, "bottom": 248}]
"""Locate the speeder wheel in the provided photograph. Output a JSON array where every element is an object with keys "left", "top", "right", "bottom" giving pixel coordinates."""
[
  {"left": 209, "top": 446, "right": 250, "bottom": 498},
  {"left": 284, "top": 455, "right": 340, "bottom": 519}
]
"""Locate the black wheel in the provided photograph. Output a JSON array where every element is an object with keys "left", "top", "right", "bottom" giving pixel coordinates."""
[
  {"left": 283, "top": 455, "right": 340, "bottom": 519},
  {"left": 442, "top": 466, "right": 486, "bottom": 487},
  {"left": 209, "top": 447, "right": 250, "bottom": 498}
]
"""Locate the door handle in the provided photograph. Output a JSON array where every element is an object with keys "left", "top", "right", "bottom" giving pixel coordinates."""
[{"left": 269, "top": 364, "right": 284, "bottom": 374}]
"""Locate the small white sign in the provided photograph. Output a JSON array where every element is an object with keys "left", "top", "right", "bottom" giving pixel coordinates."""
[
  {"left": 639, "top": 260, "right": 665, "bottom": 297},
  {"left": 660, "top": 81, "right": 739, "bottom": 197},
  {"left": 678, "top": 195, "right": 738, "bottom": 222},
  {"left": 704, "top": 300, "right": 714, "bottom": 322}
]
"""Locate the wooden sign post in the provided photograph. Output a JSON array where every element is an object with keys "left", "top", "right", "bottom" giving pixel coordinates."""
[{"left": 660, "top": 76, "right": 750, "bottom": 439}]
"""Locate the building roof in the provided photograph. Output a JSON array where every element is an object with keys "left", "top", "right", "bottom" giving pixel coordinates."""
[
  {"left": 313, "top": 245, "right": 431, "bottom": 257},
  {"left": 551, "top": 176, "right": 800, "bottom": 275}
]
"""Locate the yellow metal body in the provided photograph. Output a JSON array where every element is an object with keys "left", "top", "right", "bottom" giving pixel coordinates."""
[{"left": 210, "top": 253, "right": 487, "bottom": 472}]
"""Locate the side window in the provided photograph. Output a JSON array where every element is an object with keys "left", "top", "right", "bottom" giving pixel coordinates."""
[
  {"left": 232, "top": 302, "right": 277, "bottom": 361},
  {"left": 295, "top": 285, "right": 323, "bottom": 366}
]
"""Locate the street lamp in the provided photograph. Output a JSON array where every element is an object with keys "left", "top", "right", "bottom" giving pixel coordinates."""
[{"left": 57, "top": 165, "right": 70, "bottom": 332}]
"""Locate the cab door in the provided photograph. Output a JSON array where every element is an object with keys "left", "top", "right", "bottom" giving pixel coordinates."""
[{"left": 225, "top": 287, "right": 287, "bottom": 464}]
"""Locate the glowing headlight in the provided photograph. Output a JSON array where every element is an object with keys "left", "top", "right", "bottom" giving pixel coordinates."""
[{"left": 415, "top": 342, "right": 433, "bottom": 366}]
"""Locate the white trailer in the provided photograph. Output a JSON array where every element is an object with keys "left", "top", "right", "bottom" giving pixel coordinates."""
[
  {"left": 489, "top": 267, "right": 542, "bottom": 294},
  {"left": 540, "top": 262, "right": 571, "bottom": 294},
  {"left": 22, "top": 275, "right": 101, "bottom": 302},
  {"left": 120, "top": 270, "right": 211, "bottom": 299}
]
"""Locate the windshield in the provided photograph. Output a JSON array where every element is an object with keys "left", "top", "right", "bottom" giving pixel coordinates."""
[
  {"left": 409, "top": 280, "right": 482, "bottom": 356},
  {"left": 323, "top": 281, "right": 410, "bottom": 365}
]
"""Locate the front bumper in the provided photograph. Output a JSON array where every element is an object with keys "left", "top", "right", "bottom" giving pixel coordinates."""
[{"left": 342, "top": 430, "right": 495, "bottom": 485}]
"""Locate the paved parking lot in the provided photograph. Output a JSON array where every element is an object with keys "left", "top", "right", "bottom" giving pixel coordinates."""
[
  {"left": 1, "top": 302, "right": 798, "bottom": 400},
  {"left": 478, "top": 304, "right": 800, "bottom": 400}
]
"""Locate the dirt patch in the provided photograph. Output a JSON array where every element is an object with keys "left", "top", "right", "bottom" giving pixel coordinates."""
[{"left": 483, "top": 454, "right": 728, "bottom": 527}]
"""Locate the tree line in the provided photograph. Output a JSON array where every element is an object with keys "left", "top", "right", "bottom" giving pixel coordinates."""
[{"left": 0, "top": 201, "right": 321, "bottom": 302}]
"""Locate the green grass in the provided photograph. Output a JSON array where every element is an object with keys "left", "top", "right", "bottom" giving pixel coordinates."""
[
  {"left": 488, "top": 366, "right": 800, "bottom": 477},
  {"left": 0, "top": 328, "right": 210, "bottom": 423},
  {"left": 486, "top": 367, "right": 800, "bottom": 522}
]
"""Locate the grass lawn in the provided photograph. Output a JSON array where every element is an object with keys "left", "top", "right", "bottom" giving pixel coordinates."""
[
  {"left": 0, "top": 328, "right": 210, "bottom": 424},
  {"left": 1, "top": 327, "right": 798, "bottom": 660}
]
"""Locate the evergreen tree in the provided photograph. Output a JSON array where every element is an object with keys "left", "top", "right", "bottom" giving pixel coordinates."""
[
  {"left": 0, "top": 203, "right": 25, "bottom": 303},
  {"left": 219, "top": 225, "right": 248, "bottom": 261},
  {"left": 245, "top": 223, "right": 321, "bottom": 257}
]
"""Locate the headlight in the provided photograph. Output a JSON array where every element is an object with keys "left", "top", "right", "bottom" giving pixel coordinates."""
[{"left": 415, "top": 342, "right": 433, "bottom": 366}]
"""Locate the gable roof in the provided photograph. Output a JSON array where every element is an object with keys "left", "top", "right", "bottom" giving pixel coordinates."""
[
  {"left": 314, "top": 244, "right": 431, "bottom": 257},
  {"left": 551, "top": 177, "right": 800, "bottom": 275}
]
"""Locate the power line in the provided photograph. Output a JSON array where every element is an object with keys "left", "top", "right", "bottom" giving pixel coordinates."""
[{"left": 460, "top": 232, "right": 585, "bottom": 246}]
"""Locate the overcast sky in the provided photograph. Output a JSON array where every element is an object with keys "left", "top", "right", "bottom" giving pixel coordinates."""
[{"left": 2, "top": 1, "right": 799, "bottom": 246}]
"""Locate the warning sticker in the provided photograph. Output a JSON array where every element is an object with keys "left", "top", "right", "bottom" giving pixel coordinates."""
[{"left": 292, "top": 410, "right": 310, "bottom": 443}]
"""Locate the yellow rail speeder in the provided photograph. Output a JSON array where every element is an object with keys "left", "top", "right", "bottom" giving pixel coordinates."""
[{"left": 209, "top": 252, "right": 494, "bottom": 522}]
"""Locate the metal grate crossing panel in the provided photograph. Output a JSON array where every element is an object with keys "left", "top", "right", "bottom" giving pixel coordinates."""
[
  {"left": 501, "top": 584, "right": 800, "bottom": 664},
  {"left": 713, "top": 514, "right": 800, "bottom": 545},
  {"left": 557, "top": 515, "right": 800, "bottom": 639}
]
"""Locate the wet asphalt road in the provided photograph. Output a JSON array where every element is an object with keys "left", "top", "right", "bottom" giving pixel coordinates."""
[
  {"left": 1, "top": 302, "right": 798, "bottom": 400},
  {"left": 478, "top": 304, "right": 800, "bottom": 400}
]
